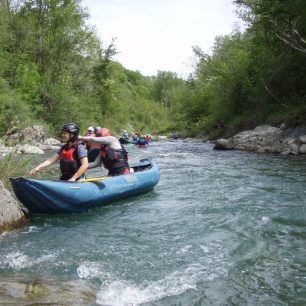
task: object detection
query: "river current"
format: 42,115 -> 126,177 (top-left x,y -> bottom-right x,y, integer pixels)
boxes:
0,141 -> 306,305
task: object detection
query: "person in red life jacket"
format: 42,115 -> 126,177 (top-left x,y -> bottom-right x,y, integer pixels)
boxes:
145,134 -> 151,142
78,127 -> 130,176
135,134 -> 149,148
84,126 -> 101,162
29,123 -> 88,181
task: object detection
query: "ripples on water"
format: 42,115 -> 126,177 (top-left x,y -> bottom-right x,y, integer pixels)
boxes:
1,141 -> 306,305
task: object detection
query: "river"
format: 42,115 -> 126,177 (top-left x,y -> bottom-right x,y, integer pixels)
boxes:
0,141 -> 306,305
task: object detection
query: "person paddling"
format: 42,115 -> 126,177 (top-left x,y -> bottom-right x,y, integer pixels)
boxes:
30,123 -> 88,181
78,127 -> 130,176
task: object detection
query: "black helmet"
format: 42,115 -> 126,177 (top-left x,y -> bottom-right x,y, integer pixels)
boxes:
62,123 -> 79,134
62,123 -> 79,141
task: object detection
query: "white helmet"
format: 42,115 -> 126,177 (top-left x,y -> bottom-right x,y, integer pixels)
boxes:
87,126 -> 94,133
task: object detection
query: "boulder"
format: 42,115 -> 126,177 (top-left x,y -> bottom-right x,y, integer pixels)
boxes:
43,138 -> 61,146
299,144 -> 306,154
16,144 -> 44,155
214,125 -> 306,155
0,125 -> 51,155
213,138 -> 234,150
22,125 -> 45,145
6,125 -> 45,146
299,135 -> 306,144
231,125 -> 282,151
39,138 -> 61,150
0,181 -> 26,232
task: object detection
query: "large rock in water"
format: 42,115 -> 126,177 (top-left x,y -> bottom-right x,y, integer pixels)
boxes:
0,181 -> 26,232
214,124 -> 306,155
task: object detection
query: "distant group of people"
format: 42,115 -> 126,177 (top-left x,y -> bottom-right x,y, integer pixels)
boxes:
135,135 -> 150,147
30,123 -> 130,181
120,130 -> 152,148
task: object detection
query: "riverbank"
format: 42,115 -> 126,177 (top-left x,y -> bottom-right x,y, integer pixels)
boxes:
213,124 -> 306,155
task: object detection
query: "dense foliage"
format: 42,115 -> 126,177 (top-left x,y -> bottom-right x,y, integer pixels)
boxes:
0,0 -> 305,139
177,0 -> 306,138
0,0 -> 170,137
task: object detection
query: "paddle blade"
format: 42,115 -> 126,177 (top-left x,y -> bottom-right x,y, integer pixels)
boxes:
79,176 -> 111,182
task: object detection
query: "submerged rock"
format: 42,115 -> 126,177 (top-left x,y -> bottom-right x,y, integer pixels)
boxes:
0,274 -> 98,305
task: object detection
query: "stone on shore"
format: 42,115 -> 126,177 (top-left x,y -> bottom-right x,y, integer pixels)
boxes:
0,181 -> 26,232
0,125 -> 61,155
214,124 -> 306,155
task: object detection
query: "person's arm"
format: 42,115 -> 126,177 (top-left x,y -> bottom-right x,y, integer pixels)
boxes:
88,154 -> 101,169
79,135 -> 109,144
78,135 -> 121,149
29,153 -> 60,175
68,157 -> 88,181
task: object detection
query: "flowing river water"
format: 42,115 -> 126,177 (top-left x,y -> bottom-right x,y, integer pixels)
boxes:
0,141 -> 306,305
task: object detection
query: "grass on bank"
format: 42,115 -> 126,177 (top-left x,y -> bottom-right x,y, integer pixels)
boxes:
0,153 -> 33,188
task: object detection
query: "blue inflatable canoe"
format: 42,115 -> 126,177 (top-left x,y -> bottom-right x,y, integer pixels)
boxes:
10,158 -> 160,214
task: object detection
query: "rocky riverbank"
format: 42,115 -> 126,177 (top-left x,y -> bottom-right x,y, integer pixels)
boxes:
214,124 -> 306,155
0,125 -> 61,156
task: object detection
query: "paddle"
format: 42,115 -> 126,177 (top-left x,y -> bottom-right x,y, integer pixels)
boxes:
79,176 -> 111,182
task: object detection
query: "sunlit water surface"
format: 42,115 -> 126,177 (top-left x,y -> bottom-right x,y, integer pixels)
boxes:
1,141 -> 306,305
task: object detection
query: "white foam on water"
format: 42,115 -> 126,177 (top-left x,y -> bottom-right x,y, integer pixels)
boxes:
96,263 -> 227,306
36,253 -> 56,263
0,231 -> 9,238
199,245 -> 210,253
25,226 -> 40,233
180,245 -> 192,253
77,261 -> 111,280
4,251 -> 30,270
3,251 -> 57,270
262,216 -> 270,223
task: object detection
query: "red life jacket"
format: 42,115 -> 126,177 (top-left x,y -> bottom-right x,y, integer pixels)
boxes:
59,143 -> 81,178
100,144 -> 129,176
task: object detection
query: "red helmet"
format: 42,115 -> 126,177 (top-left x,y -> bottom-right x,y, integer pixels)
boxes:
96,127 -> 111,137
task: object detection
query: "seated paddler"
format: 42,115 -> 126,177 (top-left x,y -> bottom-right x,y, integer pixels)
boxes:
29,123 -> 88,181
78,127 -> 130,176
